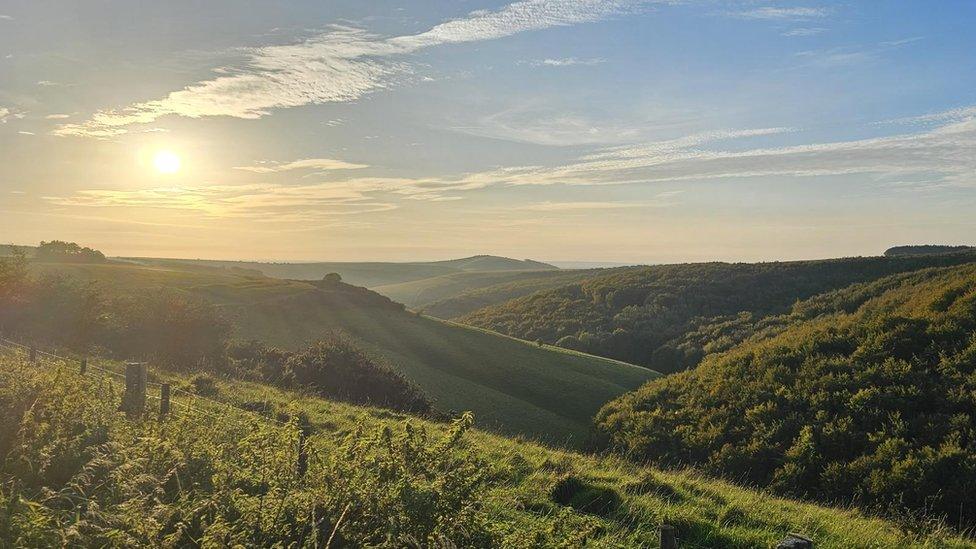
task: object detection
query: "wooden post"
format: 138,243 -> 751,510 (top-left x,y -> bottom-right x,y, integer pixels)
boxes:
80,357 -> 87,375
660,524 -> 677,549
123,362 -> 148,418
296,412 -> 310,477
29,346 -> 37,363
159,383 -> 171,418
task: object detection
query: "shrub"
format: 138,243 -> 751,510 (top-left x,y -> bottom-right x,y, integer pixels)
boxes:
285,333 -> 431,414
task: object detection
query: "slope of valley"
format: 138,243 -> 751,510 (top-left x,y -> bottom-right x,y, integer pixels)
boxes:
459,252 -> 976,372
25,260 -> 655,444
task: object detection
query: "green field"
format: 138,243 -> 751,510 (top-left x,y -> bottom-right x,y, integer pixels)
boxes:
31,260 -> 655,445
1,350 -> 970,547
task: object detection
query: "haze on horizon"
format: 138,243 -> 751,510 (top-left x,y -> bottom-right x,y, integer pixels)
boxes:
1,1 -> 974,264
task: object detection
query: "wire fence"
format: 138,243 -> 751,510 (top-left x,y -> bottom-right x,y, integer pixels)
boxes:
0,336 -> 290,429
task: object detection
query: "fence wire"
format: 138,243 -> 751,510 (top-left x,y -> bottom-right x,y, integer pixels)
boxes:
0,336 -> 289,428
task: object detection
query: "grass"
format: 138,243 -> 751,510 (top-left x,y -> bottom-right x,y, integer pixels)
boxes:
2,349 -> 971,548
30,260 -> 656,446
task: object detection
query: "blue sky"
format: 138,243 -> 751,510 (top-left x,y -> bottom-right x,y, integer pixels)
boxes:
1,1 -> 974,262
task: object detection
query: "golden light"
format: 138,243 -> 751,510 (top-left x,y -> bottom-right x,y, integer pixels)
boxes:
153,150 -> 181,174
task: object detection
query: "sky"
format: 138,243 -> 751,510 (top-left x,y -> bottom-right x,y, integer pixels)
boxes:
1,0 -> 974,263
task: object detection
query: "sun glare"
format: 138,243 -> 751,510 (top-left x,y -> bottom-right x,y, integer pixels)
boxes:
153,150 -> 181,174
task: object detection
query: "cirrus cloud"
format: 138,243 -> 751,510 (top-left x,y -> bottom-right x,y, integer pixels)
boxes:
56,0 -> 654,138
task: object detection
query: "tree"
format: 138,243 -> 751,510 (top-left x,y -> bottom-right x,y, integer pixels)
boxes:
322,272 -> 342,286
35,241 -> 106,263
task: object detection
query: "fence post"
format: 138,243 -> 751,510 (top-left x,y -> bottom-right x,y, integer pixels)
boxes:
296,412 -> 310,478
159,383 -> 171,419
122,362 -> 148,418
80,357 -> 87,375
29,346 -> 37,363
660,524 -> 677,549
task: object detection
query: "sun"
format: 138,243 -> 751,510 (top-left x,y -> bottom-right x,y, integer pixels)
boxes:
153,150 -> 181,174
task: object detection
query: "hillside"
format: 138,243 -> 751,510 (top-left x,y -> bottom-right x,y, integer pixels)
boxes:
1,350 -> 970,547
460,253 -> 976,373
884,245 -> 975,256
596,263 -> 976,530
119,254 -> 557,288
25,260 -> 654,444
374,268 -> 613,316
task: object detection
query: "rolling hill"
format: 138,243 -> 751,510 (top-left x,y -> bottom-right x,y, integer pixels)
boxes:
27,260 -> 654,444
373,268 -> 617,317
596,262 -> 976,530
1,349 -> 970,547
118,254 -> 558,288
459,252 -> 976,373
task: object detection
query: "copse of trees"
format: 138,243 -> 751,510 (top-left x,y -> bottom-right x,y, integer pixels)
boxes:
461,253 -> 976,373
35,240 -> 106,263
596,264 -> 976,530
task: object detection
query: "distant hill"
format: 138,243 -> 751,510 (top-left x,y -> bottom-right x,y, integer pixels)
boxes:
884,244 -> 974,256
459,253 -> 976,373
374,268 -> 615,317
597,262 -> 976,529
29,260 -> 653,444
119,254 -> 557,288
425,254 -> 557,272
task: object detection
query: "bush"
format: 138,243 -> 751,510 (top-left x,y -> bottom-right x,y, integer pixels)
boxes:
285,333 -> 431,414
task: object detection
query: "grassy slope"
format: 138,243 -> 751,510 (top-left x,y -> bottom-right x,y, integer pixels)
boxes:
1,350 -> 969,548
31,261 -> 655,445
373,268 -> 610,314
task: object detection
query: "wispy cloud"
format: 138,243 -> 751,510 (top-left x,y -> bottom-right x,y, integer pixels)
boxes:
734,7 -> 828,20
57,0 -> 652,138
44,113 -> 71,120
44,183 -> 398,221
0,15 -> 12,21
233,158 -> 368,173
795,37 -> 923,68
36,80 -> 62,87
0,107 -> 25,123
783,27 -> 825,37
519,201 -> 642,211
530,57 -> 607,66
